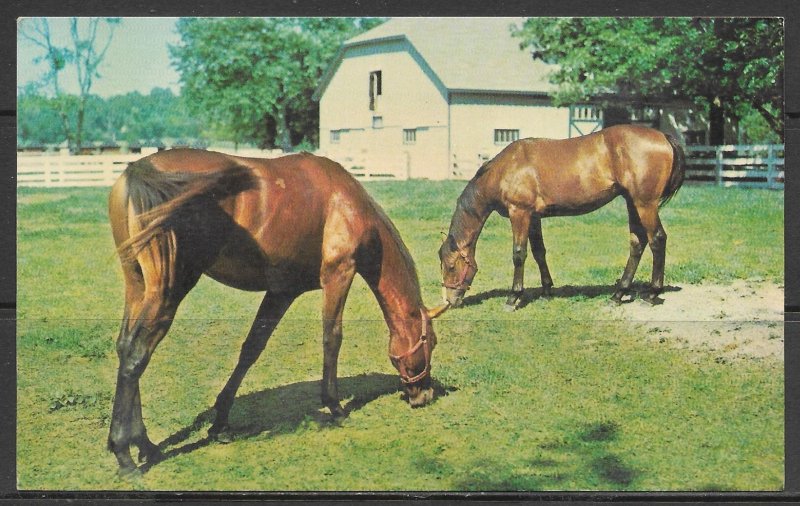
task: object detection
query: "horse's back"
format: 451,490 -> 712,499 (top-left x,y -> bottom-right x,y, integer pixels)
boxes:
115,148 -> 375,293
489,125 -> 675,215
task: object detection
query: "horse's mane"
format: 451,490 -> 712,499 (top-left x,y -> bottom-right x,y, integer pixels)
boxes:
363,192 -> 422,301
447,161 -> 492,244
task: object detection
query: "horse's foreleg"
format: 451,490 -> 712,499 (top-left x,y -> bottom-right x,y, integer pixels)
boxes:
209,292 -> 296,440
320,259 -> 356,417
529,217 -> 553,297
612,199 -> 649,304
506,207 -> 531,310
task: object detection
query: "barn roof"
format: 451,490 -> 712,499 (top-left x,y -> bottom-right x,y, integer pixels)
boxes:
313,17 -> 557,100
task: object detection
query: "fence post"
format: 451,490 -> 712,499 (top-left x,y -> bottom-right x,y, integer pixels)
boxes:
715,146 -> 723,186
766,144 -> 776,190
46,159 -> 57,186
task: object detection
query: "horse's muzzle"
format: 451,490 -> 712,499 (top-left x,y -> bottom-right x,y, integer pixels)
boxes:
444,287 -> 466,308
405,383 -> 434,407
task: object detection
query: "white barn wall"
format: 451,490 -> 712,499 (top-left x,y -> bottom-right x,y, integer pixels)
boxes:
449,93 -> 570,176
319,40 -> 451,179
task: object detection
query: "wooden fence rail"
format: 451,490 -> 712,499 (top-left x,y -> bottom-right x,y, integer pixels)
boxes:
684,144 -> 784,189
17,153 -> 142,188
17,143 -> 785,188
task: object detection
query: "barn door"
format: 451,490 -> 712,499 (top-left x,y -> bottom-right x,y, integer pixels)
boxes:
569,104 -> 603,137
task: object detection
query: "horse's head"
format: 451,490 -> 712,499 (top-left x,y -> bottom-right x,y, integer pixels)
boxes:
438,234 -> 478,308
389,305 -> 448,407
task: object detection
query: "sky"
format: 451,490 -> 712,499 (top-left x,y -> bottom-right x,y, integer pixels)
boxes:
17,17 -> 183,97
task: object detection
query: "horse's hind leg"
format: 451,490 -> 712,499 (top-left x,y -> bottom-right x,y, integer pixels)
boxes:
209,292 -> 297,440
117,296 -> 160,465
505,206 -> 531,310
109,291 -> 185,474
108,250 -> 200,475
641,209 -> 667,304
612,197 -> 649,303
529,216 -> 553,297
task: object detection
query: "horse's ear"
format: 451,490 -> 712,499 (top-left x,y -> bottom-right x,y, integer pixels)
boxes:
427,302 -> 450,319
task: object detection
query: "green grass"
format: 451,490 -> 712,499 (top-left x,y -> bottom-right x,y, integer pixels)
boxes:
16,183 -> 784,491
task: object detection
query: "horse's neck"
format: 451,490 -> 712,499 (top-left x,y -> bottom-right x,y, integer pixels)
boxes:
367,224 -> 423,341
449,180 -> 493,250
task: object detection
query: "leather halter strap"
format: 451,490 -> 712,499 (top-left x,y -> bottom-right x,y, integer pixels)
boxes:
442,250 -> 476,292
389,309 -> 431,384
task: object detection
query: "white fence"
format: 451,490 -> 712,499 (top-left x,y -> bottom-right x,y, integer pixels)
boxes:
685,144 -> 784,189
16,148 -> 284,188
17,153 -> 142,187
17,143 -> 787,189
315,150 -> 406,180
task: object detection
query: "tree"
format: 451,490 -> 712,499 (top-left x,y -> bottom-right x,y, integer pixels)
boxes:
513,18 -> 784,144
19,17 -> 121,152
169,17 -> 383,151
17,86 -> 65,146
18,87 -> 203,147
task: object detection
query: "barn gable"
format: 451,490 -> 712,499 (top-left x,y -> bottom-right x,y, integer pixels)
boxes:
314,17 -> 555,101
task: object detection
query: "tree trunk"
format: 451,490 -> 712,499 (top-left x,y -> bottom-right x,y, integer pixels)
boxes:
276,103 -> 292,153
708,96 -> 725,146
74,98 -> 86,154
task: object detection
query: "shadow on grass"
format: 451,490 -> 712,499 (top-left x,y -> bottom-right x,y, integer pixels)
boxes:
460,283 -> 682,310
141,372 -> 450,473
452,419 -> 640,491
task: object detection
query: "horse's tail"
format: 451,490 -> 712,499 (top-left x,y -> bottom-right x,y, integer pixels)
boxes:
116,158 -> 255,263
659,133 -> 686,208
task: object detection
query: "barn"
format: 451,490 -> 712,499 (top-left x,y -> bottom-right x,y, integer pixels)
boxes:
313,17 -> 688,180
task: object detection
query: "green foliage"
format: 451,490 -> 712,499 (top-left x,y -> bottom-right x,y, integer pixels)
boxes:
48,390 -> 111,412
18,87 -> 203,146
18,18 -> 122,152
513,18 -> 784,141
169,17 -> 384,150
16,88 -> 65,145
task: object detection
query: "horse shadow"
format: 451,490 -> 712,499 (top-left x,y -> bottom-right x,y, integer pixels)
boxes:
461,282 -> 682,310
140,372 -> 449,473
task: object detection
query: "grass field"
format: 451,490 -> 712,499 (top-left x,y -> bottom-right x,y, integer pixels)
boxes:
17,182 -> 784,491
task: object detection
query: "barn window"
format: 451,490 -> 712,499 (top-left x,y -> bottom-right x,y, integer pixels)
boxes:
372,116 -> 383,129
403,129 -> 417,144
494,129 -> 519,145
369,70 -> 382,111
330,130 -> 341,143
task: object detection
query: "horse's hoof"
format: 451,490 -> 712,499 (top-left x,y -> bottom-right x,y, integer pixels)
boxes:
212,431 -> 235,444
610,290 -> 633,305
329,403 -> 347,419
208,424 -> 234,444
137,445 -> 163,465
503,302 -> 518,312
641,294 -> 663,306
117,465 -> 142,480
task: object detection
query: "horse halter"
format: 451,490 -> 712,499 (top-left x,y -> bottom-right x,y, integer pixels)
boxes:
442,250 -> 477,292
389,309 -> 432,385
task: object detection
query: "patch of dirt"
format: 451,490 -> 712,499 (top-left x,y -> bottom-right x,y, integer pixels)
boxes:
605,279 -> 784,361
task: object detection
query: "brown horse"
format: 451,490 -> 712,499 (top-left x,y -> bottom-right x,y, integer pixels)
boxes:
438,125 -> 685,309
107,149 -> 449,475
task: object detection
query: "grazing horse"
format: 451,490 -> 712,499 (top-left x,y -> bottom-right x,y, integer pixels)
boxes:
107,149 -> 449,475
438,125 -> 685,310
